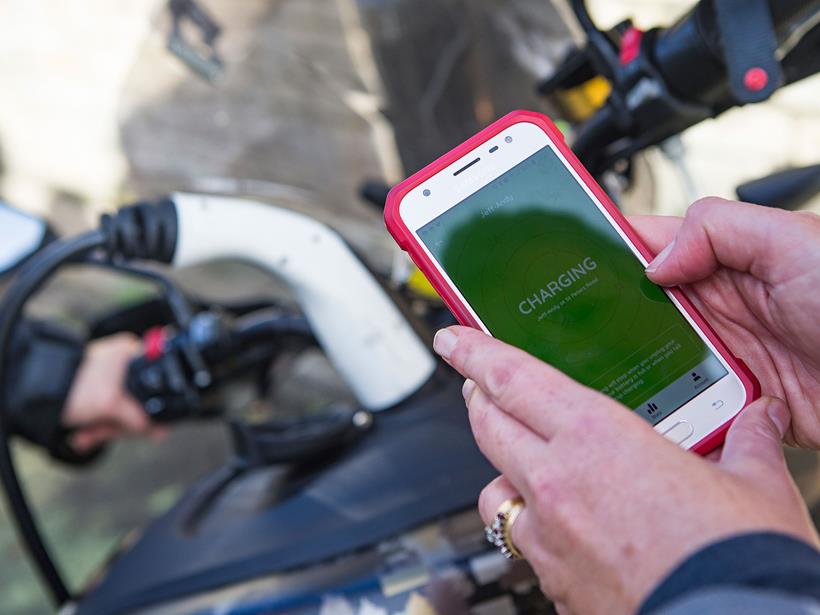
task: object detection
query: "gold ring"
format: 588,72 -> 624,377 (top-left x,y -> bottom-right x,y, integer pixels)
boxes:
484,496 -> 525,560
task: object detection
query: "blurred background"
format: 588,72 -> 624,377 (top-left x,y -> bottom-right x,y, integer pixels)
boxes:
0,0 -> 818,613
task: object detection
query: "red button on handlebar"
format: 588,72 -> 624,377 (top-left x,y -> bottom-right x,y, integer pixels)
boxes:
743,67 -> 769,92
144,327 -> 166,361
620,27 -> 643,65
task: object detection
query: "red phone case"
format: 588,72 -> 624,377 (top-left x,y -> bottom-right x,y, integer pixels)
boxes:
385,110 -> 759,455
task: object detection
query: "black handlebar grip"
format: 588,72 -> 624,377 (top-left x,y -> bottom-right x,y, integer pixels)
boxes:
737,164 -> 820,210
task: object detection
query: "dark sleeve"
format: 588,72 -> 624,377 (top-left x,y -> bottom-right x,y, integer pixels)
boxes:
3,320 -> 103,464
651,587 -> 820,615
639,532 -> 820,615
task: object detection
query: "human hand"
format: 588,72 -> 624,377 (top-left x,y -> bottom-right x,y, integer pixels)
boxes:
63,333 -> 166,453
433,326 -> 818,614
632,198 -> 820,447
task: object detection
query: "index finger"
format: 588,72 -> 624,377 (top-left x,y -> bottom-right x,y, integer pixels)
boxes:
434,326 -> 610,440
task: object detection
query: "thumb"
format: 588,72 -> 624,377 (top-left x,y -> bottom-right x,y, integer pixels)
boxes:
720,397 -> 790,479
645,197 -> 796,286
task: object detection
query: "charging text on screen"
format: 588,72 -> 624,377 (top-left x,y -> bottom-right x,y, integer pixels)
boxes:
417,146 -> 727,425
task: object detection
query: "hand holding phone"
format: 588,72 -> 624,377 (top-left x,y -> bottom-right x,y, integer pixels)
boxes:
437,323 -> 814,615
386,111 -> 758,453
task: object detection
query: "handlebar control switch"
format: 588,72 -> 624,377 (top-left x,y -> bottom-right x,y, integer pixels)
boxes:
126,312 -> 231,422
713,0 -> 783,102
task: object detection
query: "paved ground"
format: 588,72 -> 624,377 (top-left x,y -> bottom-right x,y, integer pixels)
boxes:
0,1 -> 818,613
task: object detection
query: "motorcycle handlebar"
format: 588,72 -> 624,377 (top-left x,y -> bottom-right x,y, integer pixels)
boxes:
570,0 -> 820,172
652,0 -> 820,109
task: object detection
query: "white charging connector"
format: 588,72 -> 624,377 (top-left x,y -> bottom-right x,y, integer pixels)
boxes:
171,193 -> 436,411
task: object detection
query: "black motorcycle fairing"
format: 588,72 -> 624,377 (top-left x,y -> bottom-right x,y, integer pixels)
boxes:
75,370 -> 496,614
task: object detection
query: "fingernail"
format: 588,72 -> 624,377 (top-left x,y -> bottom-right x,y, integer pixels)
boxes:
433,328 -> 458,359
462,379 -> 476,402
767,399 -> 790,438
646,240 -> 675,274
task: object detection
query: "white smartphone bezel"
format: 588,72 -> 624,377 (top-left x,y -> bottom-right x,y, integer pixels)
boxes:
399,121 -> 747,449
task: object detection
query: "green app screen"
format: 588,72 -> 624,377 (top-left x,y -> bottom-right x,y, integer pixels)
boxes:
418,145 -> 726,425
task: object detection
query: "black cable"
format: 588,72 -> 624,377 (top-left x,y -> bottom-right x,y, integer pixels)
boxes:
87,258 -> 195,327
234,310 -> 314,343
0,230 -> 106,605
0,198 -> 178,606
570,0 -> 597,36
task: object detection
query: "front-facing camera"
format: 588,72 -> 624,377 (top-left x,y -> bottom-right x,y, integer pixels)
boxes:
423,189 -> 431,197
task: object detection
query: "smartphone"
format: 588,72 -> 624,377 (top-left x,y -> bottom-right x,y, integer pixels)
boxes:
385,111 -> 758,454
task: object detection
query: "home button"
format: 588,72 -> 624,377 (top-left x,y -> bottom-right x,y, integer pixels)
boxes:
663,420 -> 694,445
